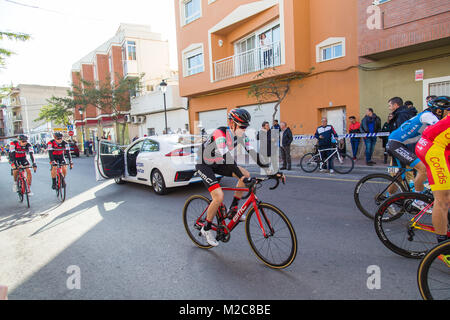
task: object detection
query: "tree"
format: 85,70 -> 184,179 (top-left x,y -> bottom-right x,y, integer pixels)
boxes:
35,100 -> 73,126
0,31 -> 31,67
248,68 -> 314,121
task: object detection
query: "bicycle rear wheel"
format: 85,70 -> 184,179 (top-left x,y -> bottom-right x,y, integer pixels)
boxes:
331,153 -> 354,174
374,192 -> 435,259
417,240 -> 450,300
300,153 -> 319,173
354,173 -> 407,220
245,202 -> 297,269
182,195 -> 213,249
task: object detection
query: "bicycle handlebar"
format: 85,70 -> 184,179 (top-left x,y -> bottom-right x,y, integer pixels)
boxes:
241,172 -> 285,199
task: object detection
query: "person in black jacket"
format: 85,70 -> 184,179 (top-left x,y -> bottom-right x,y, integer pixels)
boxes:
404,100 -> 418,117
360,108 -> 381,165
380,113 -> 394,164
280,121 -> 293,170
388,97 -> 411,131
314,118 -> 339,173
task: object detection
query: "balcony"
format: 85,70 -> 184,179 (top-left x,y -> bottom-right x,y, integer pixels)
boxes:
213,41 -> 281,82
13,114 -> 23,122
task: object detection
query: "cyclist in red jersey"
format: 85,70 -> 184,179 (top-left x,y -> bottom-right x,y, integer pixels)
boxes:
47,132 -> 73,190
415,96 -> 450,243
9,135 -> 37,195
196,108 -> 283,246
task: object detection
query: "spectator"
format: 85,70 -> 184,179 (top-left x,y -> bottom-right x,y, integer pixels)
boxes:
280,121 -> 293,170
84,140 -> 90,157
381,113 -> 394,164
88,140 -> 93,155
132,135 -> 139,142
256,121 -> 272,159
314,117 -> 339,173
404,100 -> 418,117
271,119 -> 280,131
348,116 -> 361,160
360,108 -> 381,166
388,97 -> 411,131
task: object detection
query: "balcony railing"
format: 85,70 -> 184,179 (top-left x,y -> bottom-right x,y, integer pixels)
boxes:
213,41 -> 281,82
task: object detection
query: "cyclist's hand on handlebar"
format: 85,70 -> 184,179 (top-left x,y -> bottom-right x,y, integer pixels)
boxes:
272,172 -> 286,184
69,162 -> 73,170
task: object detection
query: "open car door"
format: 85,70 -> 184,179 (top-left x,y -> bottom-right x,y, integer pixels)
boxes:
95,139 -> 125,181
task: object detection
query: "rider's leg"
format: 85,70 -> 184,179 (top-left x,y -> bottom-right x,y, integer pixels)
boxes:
205,187 -> 224,230
432,190 -> 450,243
62,165 -> 67,177
412,160 -> 427,192
25,168 -> 32,187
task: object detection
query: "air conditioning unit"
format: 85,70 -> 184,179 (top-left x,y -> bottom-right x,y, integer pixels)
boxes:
131,116 -> 137,124
137,116 -> 146,124
124,115 -> 131,123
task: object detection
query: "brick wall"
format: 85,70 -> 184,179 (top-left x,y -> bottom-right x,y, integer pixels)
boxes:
358,0 -> 450,57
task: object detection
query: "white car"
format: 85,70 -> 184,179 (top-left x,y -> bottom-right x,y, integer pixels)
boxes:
95,135 -> 219,195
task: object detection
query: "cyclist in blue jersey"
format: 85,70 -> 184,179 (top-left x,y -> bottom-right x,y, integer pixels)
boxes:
386,103 -> 443,201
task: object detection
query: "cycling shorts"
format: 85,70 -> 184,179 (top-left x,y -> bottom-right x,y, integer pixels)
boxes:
13,158 -> 30,167
195,163 -> 244,192
386,140 -> 421,168
52,155 -> 67,165
415,137 -> 450,191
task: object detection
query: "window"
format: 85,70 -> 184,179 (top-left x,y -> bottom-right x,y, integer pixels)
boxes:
182,44 -> 204,77
316,37 -> 346,63
321,43 -> 343,61
127,41 -> 136,61
182,0 -> 201,25
141,139 -> 159,152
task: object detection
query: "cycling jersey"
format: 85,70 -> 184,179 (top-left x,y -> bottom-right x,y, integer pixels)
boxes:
415,115 -> 450,191
9,140 -> 34,165
47,139 -> 72,163
388,110 -> 439,145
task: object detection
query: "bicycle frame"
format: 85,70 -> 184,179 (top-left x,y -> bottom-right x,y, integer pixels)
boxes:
13,166 -> 31,194
195,187 -> 271,238
409,201 -> 450,237
316,147 -> 339,164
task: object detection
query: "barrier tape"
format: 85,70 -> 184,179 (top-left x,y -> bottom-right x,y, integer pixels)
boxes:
292,132 -> 390,140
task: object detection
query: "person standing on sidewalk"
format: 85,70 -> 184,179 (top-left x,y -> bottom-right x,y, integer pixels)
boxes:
314,117 -> 339,173
256,121 -> 272,165
360,108 -> 381,166
348,116 -> 361,160
280,121 -> 293,170
381,113 -> 394,164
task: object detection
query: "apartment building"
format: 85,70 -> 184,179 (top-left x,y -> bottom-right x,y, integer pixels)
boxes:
358,0 -> 450,122
71,23 -> 173,145
175,0 -> 360,138
1,84 -> 69,143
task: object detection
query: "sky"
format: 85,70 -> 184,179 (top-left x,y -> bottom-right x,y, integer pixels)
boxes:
0,0 -> 178,88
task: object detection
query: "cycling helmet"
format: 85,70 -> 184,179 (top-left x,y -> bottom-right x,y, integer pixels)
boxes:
53,132 -> 63,139
228,108 -> 251,127
427,96 -> 450,110
18,134 -> 28,141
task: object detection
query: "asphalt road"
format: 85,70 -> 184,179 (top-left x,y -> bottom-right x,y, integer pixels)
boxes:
0,155 -> 424,300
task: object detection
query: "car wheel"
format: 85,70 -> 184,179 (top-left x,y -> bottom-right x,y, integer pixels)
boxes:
151,169 -> 167,195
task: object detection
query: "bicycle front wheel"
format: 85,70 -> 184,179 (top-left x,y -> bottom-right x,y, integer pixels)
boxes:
331,153 -> 354,174
182,195 -> 213,249
300,153 -> 319,173
245,203 -> 297,269
56,173 -> 66,202
374,192 -> 436,259
354,173 -> 407,220
17,179 -> 23,203
417,240 -> 450,300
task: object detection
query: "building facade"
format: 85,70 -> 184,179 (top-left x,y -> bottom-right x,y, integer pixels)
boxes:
358,0 -> 450,122
175,0 -> 360,141
1,84 -> 69,143
71,23 -> 173,146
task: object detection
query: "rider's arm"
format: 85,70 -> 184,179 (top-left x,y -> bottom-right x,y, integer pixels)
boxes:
420,112 -> 439,126
64,141 -> 72,163
47,141 -> 55,162
27,143 -> 35,165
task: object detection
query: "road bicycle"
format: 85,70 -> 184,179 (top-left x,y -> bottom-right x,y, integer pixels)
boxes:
53,162 -> 70,202
300,144 -> 354,174
374,192 -> 449,259
182,174 -> 297,269
354,158 -> 418,220
417,239 -> 450,300
12,165 -> 33,208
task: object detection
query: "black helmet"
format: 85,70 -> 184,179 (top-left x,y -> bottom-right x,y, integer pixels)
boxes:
228,108 -> 251,127
427,96 -> 450,110
54,132 -> 63,139
18,134 -> 28,141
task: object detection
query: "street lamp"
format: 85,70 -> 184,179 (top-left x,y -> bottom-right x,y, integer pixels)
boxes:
159,79 -> 168,135
79,108 -> 86,155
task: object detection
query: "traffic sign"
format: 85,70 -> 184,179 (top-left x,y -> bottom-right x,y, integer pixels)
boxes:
68,131 -> 74,136
67,124 -> 74,131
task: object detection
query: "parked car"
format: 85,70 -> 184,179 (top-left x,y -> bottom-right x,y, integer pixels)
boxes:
95,135 -> 220,195
69,142 -> 80,157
